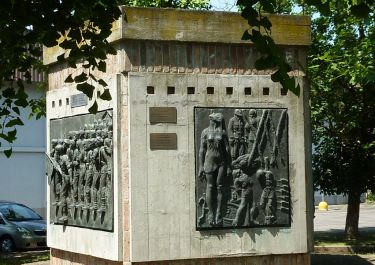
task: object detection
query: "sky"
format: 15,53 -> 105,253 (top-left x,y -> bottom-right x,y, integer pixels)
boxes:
209,1 -> 306,15
210,0 -> 238,11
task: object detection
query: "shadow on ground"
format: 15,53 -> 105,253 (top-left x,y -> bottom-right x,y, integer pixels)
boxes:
312,254 -> 373,265
0,250 -> 49,265
315,230 -> 375,247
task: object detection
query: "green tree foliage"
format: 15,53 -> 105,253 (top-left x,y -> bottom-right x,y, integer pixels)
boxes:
0,0 -> 122,156
309,0 -> 375,239
0,0 -> 210,156
238,0 -> 374,240
238,0 -> 374,96
239,0 -> 302,96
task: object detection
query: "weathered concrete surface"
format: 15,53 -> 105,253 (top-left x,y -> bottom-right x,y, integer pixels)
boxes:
46,41 -> 308,91
44,7 -> 311,65
46,75 -> 123,261
121,7 -> 311,45
128,72 -> 313,262
50,251 -> 309,265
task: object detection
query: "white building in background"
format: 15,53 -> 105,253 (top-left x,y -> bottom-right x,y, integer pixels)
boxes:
0,81 -> 46,218
314,191 -> 366,206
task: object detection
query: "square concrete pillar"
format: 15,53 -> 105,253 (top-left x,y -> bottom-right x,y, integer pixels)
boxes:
45,7 -> 313,265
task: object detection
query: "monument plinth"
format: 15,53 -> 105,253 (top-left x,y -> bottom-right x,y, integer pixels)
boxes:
45,7 -> 313,265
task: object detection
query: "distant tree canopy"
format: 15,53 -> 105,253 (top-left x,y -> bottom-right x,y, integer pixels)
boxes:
250,0 -> 374,240
308,0 -> 375,239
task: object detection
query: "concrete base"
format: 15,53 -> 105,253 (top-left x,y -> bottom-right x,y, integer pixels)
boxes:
51,249 -> 121,265
50,249 -> 310,265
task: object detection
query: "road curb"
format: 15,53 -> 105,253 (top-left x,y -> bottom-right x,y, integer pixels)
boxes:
315,245 -> 375,254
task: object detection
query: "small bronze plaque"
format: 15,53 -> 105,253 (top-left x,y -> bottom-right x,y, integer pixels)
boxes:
150,133 -> 177,150
71,93 -> 88,108
149,107 -> 177,124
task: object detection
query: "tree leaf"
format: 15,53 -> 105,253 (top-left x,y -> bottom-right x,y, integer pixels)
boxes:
4,148 -> 12,158
99,89 -> 112,101
12,107 -> 20,115
98,61 -> 106,72
2,88 -> 16,98
271,69 -> 283,82
5,117 -> 24,127
241,30 -> 251,41
67,60 -> 77,69
77,82 -> 95,98
3,129 -> 18,143
15,98 -> 28,108
0,108 -> 10,116
260,17 -> 272,30
42,31 -> 60,47
286,81 -> 300,96
318,2 -> 330,16
237,0 -> 257,6
65,74 -> 74,83
16,79 -> 25,90
350,3 -> 371,18
107,45 -> 117,55
88,100 -> 98,114
74,72 -> 88,83
260,0 -> 274,13
89,73 -> 98,82
57,53 -> 65,62
98,79 -> 108,87
255,56 -> 276,70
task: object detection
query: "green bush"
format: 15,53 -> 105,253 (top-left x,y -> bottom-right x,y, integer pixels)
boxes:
368,192 -> 375,202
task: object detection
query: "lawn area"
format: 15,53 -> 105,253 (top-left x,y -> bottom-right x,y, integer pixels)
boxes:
0,250 -> 49,265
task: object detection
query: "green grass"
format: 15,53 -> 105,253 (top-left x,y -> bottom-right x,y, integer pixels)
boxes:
0,251 -> 49,265
315,231 -> 375,247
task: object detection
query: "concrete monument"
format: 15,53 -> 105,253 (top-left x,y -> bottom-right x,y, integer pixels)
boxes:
44,7 -> 313,265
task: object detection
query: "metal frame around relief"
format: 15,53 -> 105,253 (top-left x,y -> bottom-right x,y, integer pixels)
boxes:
46,110 -> 114,231
194,107 -> 291,230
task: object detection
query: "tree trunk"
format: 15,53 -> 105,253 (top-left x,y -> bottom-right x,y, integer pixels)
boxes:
345,190 -> 361,240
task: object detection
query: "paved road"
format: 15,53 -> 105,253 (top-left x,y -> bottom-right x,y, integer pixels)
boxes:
314,203 -> 375,232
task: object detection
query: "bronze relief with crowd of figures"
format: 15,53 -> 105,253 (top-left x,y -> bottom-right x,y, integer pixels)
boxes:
195,107 -> 290,229
46,110 -> 113,231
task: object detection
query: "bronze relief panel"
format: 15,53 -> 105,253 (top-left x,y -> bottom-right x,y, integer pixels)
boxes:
195,107 -> 290,229
47,110 -> 113,231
